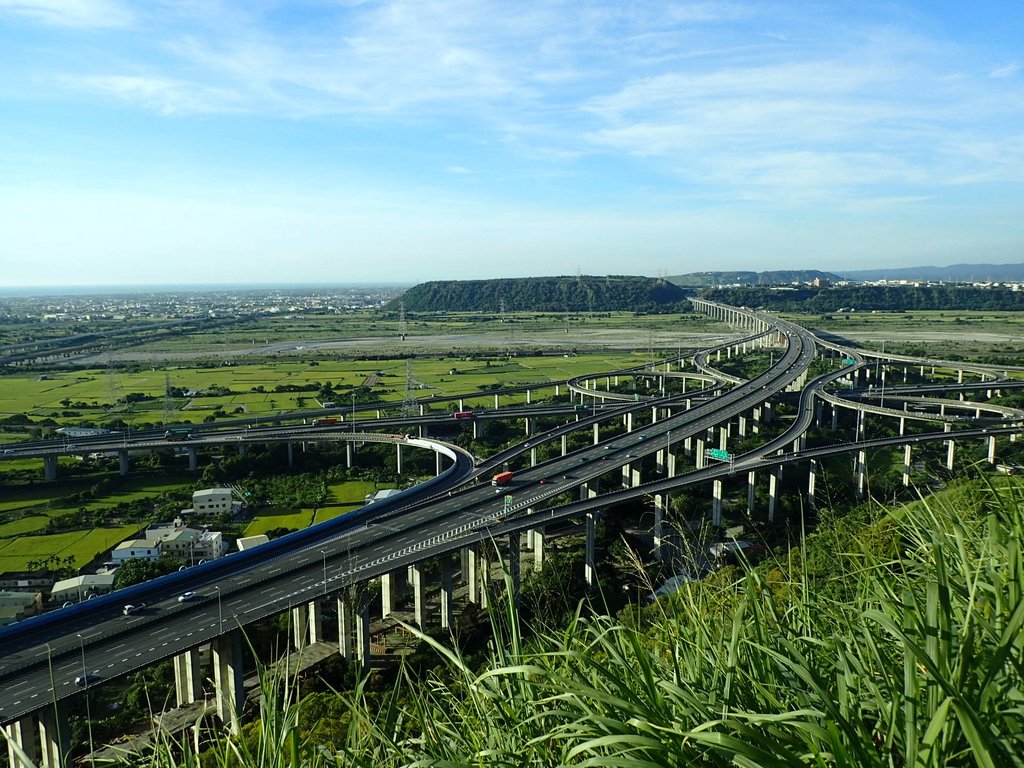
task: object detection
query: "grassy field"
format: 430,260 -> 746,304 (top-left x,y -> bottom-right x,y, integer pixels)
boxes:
242,481 -> 390,535
0,352 -> 646,429
0,523 -> 140,572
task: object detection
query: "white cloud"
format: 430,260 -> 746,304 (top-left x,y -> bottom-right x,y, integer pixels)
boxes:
0,0 -> 131,28
989,62 -> 1020,79
70,74 -> 242,116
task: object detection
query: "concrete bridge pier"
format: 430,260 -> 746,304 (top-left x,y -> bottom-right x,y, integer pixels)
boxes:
747,471 -> 756,516
856,410 -> 865,440
286,442 -> 294,467
561,434 -> 568,456
436,451 -> 444,475
712,480 -> 723,526
118,449 -> 130,475
807,460 -> 817,508
899,417 -> 906,437
585,511 -> 598,588
43,455 -> 57,482
768,469 -> 779,522
987,435 -> 997,464
35,705 -> 68,768
526,527 -> 545,572
526,388 -> 532,404
472,421 -> 479,440
396,444 -> 403,475
465,547 -> 479,605
695,439 -> 706,469
508,532 -> 521,602
213,630 -> 245,735
903,444 -> 912,487
592,423 -> 600,445
410,563 -> 425,627
738,415 -> 748,437
855,450 -> 866,499
355,585 -> 371,670
831,407 -> 838,432
337,591 -> 353,660
945,424 -> 955,471
381,571 -> 401,617
440,563 -> 455,629
4,715 -> 39,768
187,447 -> 198,471
173,648 -> 202,707
494,393 -> 500,409
524,417 -> 534,436
719,426 -> 728,451
653,495 -> 666,561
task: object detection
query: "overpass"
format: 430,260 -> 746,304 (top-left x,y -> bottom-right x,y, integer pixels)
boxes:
1,300 -> 1021,766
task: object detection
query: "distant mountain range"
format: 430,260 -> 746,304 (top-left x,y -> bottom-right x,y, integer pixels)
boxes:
835,263 -> 1024,282
667,270 -> 839,287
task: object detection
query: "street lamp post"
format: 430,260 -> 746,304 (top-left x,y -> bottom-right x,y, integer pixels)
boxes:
320,549 -> 328,595
351,394 -> 356,433
214,585 -> 223,634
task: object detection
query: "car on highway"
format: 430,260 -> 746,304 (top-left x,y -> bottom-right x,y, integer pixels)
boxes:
177,591 -> 198,602
122,604 -> 142,616
708,539 -> 766,560
75,674 -> 100,687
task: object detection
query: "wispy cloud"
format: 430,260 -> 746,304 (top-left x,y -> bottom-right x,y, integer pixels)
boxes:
70,74 -> 243,116
0,0 -> 131,28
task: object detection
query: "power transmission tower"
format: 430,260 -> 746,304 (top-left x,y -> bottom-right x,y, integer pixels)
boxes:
398,300 -> 407,341
106,352 -> 125,415
402,359 -> 417,417
162,372 -> 176,425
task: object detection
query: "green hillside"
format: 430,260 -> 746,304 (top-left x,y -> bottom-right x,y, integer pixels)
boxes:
390,275 -> 687,312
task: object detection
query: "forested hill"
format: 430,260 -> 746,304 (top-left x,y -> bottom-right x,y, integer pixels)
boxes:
669,270 -> 839,287
392,276 -> 688,312
699,284 -> 1024,311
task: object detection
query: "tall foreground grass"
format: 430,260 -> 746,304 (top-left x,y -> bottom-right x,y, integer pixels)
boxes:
123,478 -> 1024,766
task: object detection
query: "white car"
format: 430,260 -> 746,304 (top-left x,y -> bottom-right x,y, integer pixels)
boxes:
177,591 -> 198,603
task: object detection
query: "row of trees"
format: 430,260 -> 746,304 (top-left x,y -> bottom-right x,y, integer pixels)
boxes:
700,284 -> 1024,311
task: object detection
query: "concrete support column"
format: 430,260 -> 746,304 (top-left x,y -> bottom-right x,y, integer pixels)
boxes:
440,563 -> 454,629
738,416 -> 747,437
292,604 -> 309,648
712,479 -> 723,526
747,471 -> 756,516
337,591 -> 352,660
478,548 -> 491,610
807,460 -> 817,508
719,426 -> 728,451
530,447 -> 537,467
118,449 -> 130,475
621,463 -> 631,489
626,412 -> 634,433
436,451 -> 444,475
494,393 -> 500,409
561,434 -> 568,456
831,408 -> 838,432
36,705 -> 68,768
213,630 -> 245,735
524,417 -> 533,436
856,410 -> 865,439
43,455 -> 57,482
346,442 -> 353,469
696,438 -> 706,469
466,547 -> 479,604
5,716 -> 38,768
987,435 -> 996,464
410,562 -> 425,627
395,444 -> 403,475
472,421 -> 479,440
308,600 -> 324,644
174,648 -> 202,707
585,511 -> 598,588
593,423 -> 600,445
532,527 -> 545,572
508,532 -> 521,602
381,572 -> 396,617
355,585 -> 371,670
899,417 -> 906,436
526,388 -> 532,404
286,442 -> 294,467
653,495 -> 665,562
684,436 -> 692,458
855,449 -> 866,500
946,425 -> 955,471
187,447 -> 198,471
768,469 -> 779,522
903,444 -> 912,488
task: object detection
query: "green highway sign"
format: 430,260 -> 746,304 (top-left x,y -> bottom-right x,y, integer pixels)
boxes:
706,448 -> 732,461
842,357 -> 855,366
503,495 -> 513,508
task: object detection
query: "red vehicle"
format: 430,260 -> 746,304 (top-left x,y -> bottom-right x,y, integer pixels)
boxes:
453,410 -> 475,420
313,417 -> 339,426
491,471 -> 514,487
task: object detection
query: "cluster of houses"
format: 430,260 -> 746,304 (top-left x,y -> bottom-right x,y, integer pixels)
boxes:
0,488 -> 253,625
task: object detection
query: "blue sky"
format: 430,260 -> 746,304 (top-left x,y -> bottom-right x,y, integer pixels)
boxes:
1,0 -> 1022,286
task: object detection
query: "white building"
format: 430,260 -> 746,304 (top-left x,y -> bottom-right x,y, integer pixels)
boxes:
51,573 -> 116,603
111,539 -> 160,565
192,488 -> 234,516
